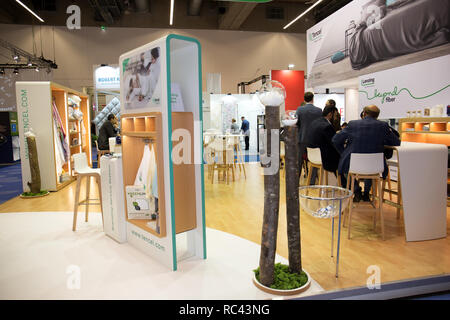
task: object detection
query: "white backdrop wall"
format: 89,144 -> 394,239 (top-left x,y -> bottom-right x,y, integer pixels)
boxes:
0,24 -> 307,96
209,94 -> 264,152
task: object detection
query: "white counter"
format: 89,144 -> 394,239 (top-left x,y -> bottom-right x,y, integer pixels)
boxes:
395,141 -> 447,241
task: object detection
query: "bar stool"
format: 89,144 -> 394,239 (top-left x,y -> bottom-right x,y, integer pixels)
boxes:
228,135 -> 246,179
306,147 -> 340,186
72,152 -> 103,231
383,148 -> 403,219
345,153 -> 385,240
210,138 -> 235,184
95,141 -> 109,168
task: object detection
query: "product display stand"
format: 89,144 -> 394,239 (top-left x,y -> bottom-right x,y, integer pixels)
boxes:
119,34 -> 206,271
15,81 -> 92,192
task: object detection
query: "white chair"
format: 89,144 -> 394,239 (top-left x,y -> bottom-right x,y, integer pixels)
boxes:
306,147 -> 340,186
306,147 -> 324,185
72,152 -> 103,231
345,153 -> 385,240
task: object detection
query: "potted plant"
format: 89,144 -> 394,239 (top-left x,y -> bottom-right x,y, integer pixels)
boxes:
253,81 -> 310,295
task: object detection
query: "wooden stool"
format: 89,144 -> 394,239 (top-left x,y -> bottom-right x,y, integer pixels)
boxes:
345,153 -> 385,240
72,153 -> 103,231
95,141 -> 109,168
382,149 -> 403,219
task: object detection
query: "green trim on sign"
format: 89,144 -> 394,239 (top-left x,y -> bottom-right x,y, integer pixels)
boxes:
359,84 -> 450,104
166,35 -> 177,271
166,34 -> 208,270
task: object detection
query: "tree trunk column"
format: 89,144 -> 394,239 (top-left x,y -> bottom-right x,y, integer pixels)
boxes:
259,105 -> 280,286
283,126 -> 302,273
26,135 -> 41,194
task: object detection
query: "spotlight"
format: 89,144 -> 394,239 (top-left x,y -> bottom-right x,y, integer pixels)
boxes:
288,64 -> 295,70
27,59 -> 33,66
13,68 -> 19,75
13,52 -> 19,61
0,68 -> 4,75
35,66 -> 39,72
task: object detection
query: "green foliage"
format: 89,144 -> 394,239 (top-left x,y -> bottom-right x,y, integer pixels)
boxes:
253,263 -> 308,290
21,190 -> 48,197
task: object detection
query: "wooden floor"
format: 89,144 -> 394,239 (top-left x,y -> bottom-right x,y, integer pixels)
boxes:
1,163 -> 449,292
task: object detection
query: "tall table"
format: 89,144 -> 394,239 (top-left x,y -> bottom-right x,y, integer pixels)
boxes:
386,141 -> 447,241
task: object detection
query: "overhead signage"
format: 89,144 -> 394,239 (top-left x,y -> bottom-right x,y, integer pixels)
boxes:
95,65 -> 120,90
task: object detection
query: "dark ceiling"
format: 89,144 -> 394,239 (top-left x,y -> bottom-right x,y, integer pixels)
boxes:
0,0 -> 352,33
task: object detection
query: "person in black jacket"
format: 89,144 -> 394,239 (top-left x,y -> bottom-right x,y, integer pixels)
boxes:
97,114 -> 118,150
306,104 -> 341,184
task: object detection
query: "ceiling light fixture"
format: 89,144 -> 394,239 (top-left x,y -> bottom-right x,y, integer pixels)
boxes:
13,52 -> 19,61
35,66 -> 39,72
13,68 -> 19,75
0,68 -> 5,75
283,0 -> 323,30
170,0 -> 174,26
288,64 -> 295,70
27,59 -> 33,66
16,0 -> 45,23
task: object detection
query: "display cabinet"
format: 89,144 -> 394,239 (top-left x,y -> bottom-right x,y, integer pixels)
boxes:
399,117 -> 450,146
16,81 -> 92,192
119,34 -> 206,271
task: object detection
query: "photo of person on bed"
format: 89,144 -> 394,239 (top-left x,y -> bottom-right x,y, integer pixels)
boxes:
308,0 -> 449,87
348,0 -> 449,70
124,47 -> 161,110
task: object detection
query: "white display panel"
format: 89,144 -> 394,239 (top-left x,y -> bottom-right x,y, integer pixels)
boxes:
16,82 -> 57,192
358,54 -> 450,118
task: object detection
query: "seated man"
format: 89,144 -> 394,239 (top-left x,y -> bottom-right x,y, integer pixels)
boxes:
306,104 -> 341,182
97,114 -> 118,151
332,105 -> 400,202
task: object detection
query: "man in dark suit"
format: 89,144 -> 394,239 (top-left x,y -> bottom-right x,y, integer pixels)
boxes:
306,104 -> 341,182
296,92 -> 322,179
97,114 -> 118,150
332,105 -> 400,201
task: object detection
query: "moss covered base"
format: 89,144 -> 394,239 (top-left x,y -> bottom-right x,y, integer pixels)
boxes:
20,190 -> 50,198
253,263 -> 311,296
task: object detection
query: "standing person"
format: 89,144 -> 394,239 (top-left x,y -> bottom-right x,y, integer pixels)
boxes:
230,118 -> 239,134
332,105 -> 400,202
296,92 -> 322,180
241,116 -> 250,150
97,114 -> 118,151
306,104 -> 341,182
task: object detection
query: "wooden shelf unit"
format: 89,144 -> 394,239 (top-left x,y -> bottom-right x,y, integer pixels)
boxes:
16,81 -> 92,192
399,117 -> 450,146
121,112 -> 197,238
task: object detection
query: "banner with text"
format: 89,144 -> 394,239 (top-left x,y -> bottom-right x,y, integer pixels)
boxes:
358,54 -> 450,118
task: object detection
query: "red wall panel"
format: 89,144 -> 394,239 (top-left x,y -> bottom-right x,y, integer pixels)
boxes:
270,70 -> 305,111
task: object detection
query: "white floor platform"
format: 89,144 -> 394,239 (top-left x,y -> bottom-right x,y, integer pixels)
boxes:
0,211 -> 324,300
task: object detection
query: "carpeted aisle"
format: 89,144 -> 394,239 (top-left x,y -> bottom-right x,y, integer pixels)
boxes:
0,162 -> 22,204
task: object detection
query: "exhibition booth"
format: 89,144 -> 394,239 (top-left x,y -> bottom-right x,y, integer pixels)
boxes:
0,0 -> 449,301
